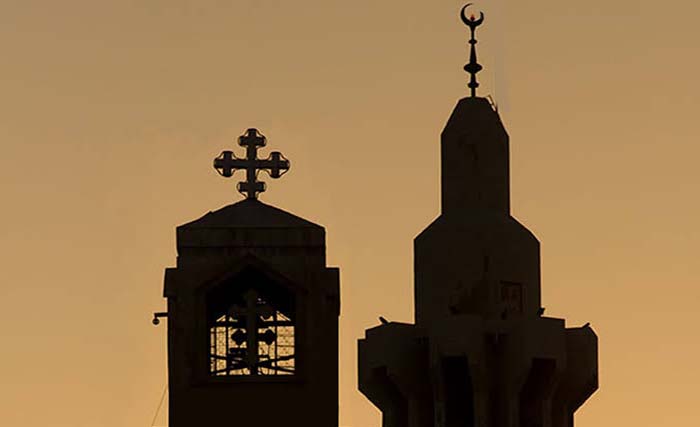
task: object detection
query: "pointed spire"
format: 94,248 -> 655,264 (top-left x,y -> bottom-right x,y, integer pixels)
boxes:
460,3 -> 485,97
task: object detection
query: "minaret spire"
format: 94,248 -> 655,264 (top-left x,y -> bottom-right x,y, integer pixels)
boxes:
460,3 -> 485,97
359,7 -> 598,427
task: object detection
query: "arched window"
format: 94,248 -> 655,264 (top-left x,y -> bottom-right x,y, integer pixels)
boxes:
207,268 -> 295,376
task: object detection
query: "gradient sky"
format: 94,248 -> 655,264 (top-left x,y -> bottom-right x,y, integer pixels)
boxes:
1,1 -> 698,426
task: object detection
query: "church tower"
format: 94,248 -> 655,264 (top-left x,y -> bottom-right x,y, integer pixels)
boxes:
159,129 -> 340,427
358,6 -> 598,427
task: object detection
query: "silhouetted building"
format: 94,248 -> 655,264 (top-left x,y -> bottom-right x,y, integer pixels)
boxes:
358,6 -> 598,427
160,129 -> 340,427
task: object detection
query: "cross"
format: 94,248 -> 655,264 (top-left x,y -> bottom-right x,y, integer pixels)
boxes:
228,289 -> 274,375
213,128 -> 290,199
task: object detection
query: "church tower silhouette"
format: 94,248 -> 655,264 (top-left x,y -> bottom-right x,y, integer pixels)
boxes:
358,5 -> 598,427
159,128 -> 340,427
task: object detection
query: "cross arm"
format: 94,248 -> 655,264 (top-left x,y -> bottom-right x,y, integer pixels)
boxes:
253,152 -> 290,178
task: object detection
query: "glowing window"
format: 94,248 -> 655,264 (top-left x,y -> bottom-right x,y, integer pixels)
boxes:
209,284 -> 295,376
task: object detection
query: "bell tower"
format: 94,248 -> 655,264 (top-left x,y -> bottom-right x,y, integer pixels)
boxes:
160,129 -> 340,427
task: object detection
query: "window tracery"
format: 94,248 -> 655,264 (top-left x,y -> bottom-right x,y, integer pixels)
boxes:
208,279 -> 295,376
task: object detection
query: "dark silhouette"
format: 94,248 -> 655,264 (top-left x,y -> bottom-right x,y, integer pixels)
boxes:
151,311 -> 167,325
357,6 -> 598,427
461,3 -> 485,98
213,128 -> 290,199
154,5 -> 598,427
159,129 -> 339,427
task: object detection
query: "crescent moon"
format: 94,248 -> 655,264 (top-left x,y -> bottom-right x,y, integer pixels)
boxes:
460,4 -> 485,26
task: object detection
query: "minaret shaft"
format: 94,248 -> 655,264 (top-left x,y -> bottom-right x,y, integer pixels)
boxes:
419,97 -> 539,327
361,96 -> 598,427
441,98 -> 510,216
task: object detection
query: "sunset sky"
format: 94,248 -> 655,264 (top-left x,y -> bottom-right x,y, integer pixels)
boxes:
1,1 -> 699,426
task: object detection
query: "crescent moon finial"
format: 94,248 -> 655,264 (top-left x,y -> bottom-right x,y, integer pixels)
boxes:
460,3 -> 485,97
460,3 -> 473,25
460,3 -> 485,28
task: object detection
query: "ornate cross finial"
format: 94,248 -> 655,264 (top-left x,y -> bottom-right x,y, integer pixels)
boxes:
213,128 -> 290,200
460,3 -> 485,97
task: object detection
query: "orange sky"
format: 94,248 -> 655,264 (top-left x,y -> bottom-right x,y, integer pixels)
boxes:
1,1 -> 698,426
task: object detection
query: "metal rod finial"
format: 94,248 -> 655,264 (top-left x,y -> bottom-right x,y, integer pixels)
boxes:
460,3 -> 485,97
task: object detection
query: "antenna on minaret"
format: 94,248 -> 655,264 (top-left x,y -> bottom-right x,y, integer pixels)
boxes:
460,3 -> 485,97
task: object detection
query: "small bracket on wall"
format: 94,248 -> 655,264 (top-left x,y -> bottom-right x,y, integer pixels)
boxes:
152,311 -> 168,326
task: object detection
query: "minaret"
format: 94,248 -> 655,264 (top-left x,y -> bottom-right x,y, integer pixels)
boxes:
358,5 -> 598,427
158,129 -> 340,427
